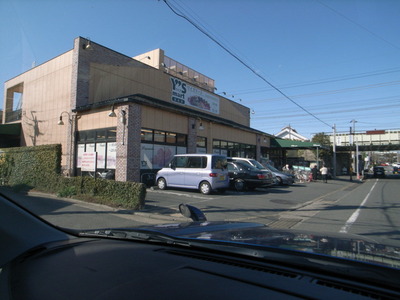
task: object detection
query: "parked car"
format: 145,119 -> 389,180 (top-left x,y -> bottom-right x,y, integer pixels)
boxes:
227,161 -> 272,191
393,167 -> 399,174
156,154 -> 229,194
373,166 -> 386,178
262,163 -> 295,185
230,157 -> 277,185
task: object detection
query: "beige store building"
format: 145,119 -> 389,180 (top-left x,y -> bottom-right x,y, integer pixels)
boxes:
2,37 -> 272,184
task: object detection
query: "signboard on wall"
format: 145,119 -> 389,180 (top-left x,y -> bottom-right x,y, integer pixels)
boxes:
170,77 -> 219,114
81,152 -> 97,172
366,130 -> 386,135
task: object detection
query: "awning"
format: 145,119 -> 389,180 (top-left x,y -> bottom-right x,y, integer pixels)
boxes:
271,138 -> 322,149
0,123 -> 21,135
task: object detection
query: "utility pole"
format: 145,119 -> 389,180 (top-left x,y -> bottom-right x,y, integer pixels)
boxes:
332,124 -> 336,178
350,119 -> 359,180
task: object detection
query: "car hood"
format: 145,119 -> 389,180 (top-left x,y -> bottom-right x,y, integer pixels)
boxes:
138,221 -> 400,267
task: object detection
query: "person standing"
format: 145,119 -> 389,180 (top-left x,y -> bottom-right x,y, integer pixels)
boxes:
320,165 -> 328,183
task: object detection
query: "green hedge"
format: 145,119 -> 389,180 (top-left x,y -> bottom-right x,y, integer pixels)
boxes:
0,144 -> 61,189
0,144 -> 146,210
57,176 -> 145,210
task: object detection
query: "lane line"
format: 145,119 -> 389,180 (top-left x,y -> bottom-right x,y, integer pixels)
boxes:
339,179 -> 378,233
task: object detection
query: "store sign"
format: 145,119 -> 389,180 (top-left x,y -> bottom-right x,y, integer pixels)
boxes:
366,130 -> 385,135
170,77 -> 219,114
81,152 -> 97,172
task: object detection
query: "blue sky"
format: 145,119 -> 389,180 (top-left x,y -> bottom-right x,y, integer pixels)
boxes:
1,0 -> 399,139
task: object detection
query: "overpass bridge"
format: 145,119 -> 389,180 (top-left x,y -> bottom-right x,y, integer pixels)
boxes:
330,129 -> 400,152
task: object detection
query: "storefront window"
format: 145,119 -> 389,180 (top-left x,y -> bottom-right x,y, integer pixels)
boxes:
196,136 -> 207,153
212,139 -> 255,158
85,131 -> 95,142
166,132 -> 177,144
154,131 -> 165,143
213,140 -> 220,149
177,134 -> 187,146
76,127 -> 117,178
141,129 -> 153,142
140,129 -> 187,170
96,130 -> 106,140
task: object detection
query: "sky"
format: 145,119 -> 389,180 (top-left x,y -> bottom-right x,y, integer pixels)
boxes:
1,0 -> 399,139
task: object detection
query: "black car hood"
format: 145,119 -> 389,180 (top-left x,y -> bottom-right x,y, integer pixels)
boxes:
137,221 -> 400,268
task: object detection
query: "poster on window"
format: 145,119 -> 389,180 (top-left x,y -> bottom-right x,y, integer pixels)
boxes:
170,77 -> 219,114
107,142 -> 116,169
153,145 -> 176,169
97,143 -> 106,169
77,144 -> 85,168
140,144 -> 154,169
86,143 -> 95,152
81,152 -> 97,172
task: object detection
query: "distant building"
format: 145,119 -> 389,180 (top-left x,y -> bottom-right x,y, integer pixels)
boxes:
275,126 -> 309,141
329,130 -> 400,147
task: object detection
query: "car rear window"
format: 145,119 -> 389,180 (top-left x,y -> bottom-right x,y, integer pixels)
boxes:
212,156 -> 227,169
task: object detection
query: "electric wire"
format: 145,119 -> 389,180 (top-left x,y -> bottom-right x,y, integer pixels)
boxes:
251,81 -> 400,103
317,0 -> 400,52
162,0 -> 332,128
230,67 -> 400,96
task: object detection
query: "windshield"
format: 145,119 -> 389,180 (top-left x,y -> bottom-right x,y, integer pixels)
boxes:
248,159 -> 266,170
1,0 -> 400,274
264,164 -> 280,173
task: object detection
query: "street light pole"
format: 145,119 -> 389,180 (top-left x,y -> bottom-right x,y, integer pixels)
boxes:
58,111 -> 76,177
351,119 -> 359,180
332,124 -> 337,178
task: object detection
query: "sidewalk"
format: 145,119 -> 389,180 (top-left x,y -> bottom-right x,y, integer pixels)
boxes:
0,187 -> 188,224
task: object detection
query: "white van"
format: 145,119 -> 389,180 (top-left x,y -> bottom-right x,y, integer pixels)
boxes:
156,154 -> 229,194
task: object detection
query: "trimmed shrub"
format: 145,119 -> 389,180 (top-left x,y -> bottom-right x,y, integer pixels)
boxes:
57,176 -> 145,210
0,144 -> 146,210
0,144 -> 61,190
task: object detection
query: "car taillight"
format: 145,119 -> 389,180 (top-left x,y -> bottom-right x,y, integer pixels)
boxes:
257,174 -> 266,179
209,173 -> 218,177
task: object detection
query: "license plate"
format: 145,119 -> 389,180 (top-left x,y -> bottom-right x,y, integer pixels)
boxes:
219,175 -> 226,180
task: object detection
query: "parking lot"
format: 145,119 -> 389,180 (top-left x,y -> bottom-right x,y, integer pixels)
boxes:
143,176 -> 362,225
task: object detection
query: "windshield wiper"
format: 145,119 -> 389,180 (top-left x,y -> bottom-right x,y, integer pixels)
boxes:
78,229 -> 191,246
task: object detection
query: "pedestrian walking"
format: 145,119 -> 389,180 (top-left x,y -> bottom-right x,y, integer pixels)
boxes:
320,165 -> 328,183
311,165 -> 318,181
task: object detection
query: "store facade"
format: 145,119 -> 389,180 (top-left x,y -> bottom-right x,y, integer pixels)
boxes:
2,37 -> 272,183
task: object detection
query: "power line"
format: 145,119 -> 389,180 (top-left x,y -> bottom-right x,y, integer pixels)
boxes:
317,0 -> 400,52
162,0 -> 332,128
229,67 -> 400,96
251,81 -> 400,103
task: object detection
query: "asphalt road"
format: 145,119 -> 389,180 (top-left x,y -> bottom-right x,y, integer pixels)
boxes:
2,175 -> 400,246
294,177 -> 400,246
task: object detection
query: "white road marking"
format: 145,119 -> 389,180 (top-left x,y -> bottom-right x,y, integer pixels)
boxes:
339,179 -> 378,233
148,189 -> 214,200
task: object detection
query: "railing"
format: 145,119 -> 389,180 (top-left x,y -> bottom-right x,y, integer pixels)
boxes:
5,109 -> 22,122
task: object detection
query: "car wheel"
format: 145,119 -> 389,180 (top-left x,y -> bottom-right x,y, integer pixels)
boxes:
234,179 -> 246,191
199,181 -> 212,195
157,178 -> 167,190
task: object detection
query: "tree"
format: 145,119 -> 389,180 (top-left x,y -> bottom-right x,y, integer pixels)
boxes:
312,133 -> 332,166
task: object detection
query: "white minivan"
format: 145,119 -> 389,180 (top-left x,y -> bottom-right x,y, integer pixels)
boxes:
156,154 -> 229,194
